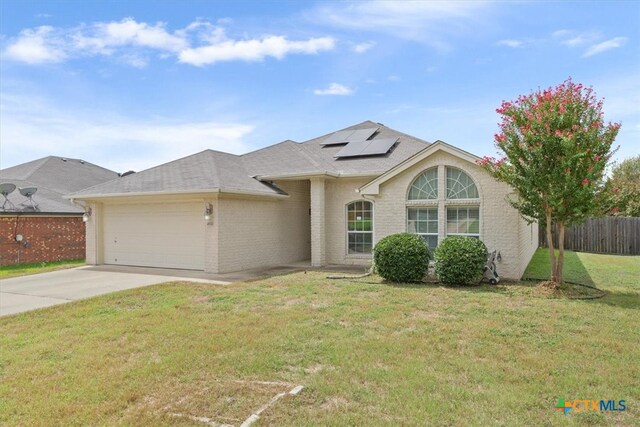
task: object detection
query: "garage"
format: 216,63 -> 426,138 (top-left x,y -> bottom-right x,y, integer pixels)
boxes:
103,202 -> 205,270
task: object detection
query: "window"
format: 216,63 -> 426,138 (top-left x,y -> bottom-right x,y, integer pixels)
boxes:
408,167 -> 438,200
446,207 -> 480,237
446,167 -> 479,199
407,166 -> 481,248
407,207 -> 438,251
347,201 -> 373,254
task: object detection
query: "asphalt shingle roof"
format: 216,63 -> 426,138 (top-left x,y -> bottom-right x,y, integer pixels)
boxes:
0,157 -> 118,213
70,121 -> 431,198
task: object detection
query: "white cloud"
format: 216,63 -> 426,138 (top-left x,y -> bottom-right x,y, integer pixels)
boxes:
4,26 -> 67,64
553,30 -> 601,47
0,92 -> 254,172
497,39 -> 524,48
313,83 -> 353,96
2,18 -> 336,67
552,30 -> 626,57
179,34 -> 335,66
353,41 -> 375,53
583,37 -> 627,57
78,18 -> 189,53
309,1 -> 494,49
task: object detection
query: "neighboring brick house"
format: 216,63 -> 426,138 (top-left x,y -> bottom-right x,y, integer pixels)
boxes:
69,121 -> 538,279
0,157 -> 118,266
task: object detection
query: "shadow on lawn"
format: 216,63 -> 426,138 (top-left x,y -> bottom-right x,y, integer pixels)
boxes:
587,291 -> 640,310
522,250 -> 596,287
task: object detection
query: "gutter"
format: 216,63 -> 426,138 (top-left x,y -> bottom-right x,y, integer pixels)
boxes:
63,187 -> 290,200
255,171 -> 382,181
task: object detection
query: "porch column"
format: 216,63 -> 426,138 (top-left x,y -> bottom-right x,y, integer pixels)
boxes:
85,201 -> 103,265
310,177 -> 326,267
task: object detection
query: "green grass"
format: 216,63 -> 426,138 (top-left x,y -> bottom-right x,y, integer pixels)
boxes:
1,254 -> 638,426
523,249 -> 596,286
0,259 -> 84,279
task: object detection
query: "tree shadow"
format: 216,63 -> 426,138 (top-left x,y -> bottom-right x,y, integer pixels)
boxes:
522,249 -> 595,287
588,291 -> 639,310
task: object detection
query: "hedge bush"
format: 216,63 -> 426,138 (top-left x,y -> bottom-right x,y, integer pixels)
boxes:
373,233 -> 431,283
434,236 -> 488,285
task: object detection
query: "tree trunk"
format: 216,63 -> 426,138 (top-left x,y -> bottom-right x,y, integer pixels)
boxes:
555,222 -> 565,284
546,209 -> 558,282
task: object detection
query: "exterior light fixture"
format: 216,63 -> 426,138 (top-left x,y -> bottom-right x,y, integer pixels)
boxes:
82,207 -> 92,222
204,203 -> 213,222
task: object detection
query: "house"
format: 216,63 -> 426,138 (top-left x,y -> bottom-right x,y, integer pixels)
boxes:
68,121 -> 538,279
0,157 -> 119,266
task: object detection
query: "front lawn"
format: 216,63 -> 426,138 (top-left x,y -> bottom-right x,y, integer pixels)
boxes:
1,255 -> 638,425
0,259 -> 84,279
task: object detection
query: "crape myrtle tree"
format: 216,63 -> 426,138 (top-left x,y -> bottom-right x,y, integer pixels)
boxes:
479,79 -> 620,284
604,155 -> 640,217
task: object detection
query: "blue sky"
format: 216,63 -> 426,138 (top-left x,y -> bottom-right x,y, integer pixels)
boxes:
1,0 -> 638,172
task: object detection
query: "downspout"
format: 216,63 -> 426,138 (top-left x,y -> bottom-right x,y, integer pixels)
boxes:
69,198 -> 88,211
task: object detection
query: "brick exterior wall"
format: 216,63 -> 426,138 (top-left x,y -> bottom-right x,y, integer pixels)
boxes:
0,215 -> 85,266
215,180 -> 311,273
324,151 -> 538,279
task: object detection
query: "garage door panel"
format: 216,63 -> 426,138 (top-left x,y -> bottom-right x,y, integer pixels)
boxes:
103,202 -> 205,270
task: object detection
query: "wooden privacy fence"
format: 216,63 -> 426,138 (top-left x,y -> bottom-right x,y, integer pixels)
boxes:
539,216 -> 640,255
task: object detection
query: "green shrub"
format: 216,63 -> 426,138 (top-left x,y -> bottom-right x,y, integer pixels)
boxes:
373,233 -> 431,283
434,237 -> 488,285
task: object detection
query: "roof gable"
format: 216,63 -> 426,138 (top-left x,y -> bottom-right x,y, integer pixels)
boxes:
358,141 -> 482,195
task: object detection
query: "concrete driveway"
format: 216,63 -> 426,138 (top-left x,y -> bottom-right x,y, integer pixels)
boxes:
0,267 -> 225,316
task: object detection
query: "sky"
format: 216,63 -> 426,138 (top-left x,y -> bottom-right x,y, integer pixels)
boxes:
1,0 -> 639,173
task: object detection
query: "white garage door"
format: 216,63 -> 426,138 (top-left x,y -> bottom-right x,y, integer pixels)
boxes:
103,202 -> 205,270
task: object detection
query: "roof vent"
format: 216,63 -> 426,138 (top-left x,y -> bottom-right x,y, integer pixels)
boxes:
119,170 -> 136,177
61,158 -> 67,162
79,160 -> 85,164
0,183 -> 17,211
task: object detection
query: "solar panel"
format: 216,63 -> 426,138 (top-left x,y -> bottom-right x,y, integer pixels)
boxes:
334,140 -> 368,157
360,137 -> 399,156
334,137 -> 399,158
320,127 -> 379,145
346,127 -> 379,142
321,130 -> 354,145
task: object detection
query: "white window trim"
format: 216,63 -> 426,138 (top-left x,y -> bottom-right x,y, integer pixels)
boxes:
445,205 -> 481,238
406,167 -> 439,202
406,164 -> 483,246
345,199 -> 374,257
406,206 -> 439,251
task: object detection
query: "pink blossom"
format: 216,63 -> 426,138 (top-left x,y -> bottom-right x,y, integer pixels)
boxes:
582,179 -> 589,185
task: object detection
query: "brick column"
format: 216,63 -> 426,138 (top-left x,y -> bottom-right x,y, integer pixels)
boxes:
310,177 -> 326,267
85,202 -> 103,265
204,198 -> 219,273
437,165 -> 446,244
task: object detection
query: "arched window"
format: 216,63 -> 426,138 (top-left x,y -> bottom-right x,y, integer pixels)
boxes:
446,167 -> 479,199
347,200 -> 373,254
407,166 -> 481,249
408,167 -> 438,200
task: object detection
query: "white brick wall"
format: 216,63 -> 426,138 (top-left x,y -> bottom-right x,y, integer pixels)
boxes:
324,177 -> 373,266
310,178 -> 326,266
84,201 -> 103,265
323,152 -> 537,279
216,180 -> 311,273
